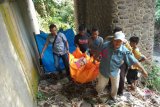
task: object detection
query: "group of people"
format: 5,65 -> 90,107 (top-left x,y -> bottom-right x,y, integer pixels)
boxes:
40,24 -> 148,102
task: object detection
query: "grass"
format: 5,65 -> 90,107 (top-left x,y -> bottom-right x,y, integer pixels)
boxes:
146,64 -> 160,91
36,91 -> 47,101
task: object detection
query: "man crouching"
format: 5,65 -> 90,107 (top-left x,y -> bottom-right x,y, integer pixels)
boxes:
96,32 -> 148,101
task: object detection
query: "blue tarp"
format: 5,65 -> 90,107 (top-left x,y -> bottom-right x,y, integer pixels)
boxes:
35,29 -> 76,73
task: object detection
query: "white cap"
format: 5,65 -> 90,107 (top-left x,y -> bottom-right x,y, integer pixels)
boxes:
114,32 -> 125,42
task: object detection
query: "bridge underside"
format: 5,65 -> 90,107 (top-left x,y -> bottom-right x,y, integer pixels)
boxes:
74,0 -> 155,60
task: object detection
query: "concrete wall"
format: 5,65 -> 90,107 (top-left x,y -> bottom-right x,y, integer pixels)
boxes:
0,0 -> 40,107
74,0 -> 155,61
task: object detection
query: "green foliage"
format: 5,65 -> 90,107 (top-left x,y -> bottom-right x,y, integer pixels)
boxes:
36,91 -> 47,101
146,64 -> 160,91
155,0 -> 160,26
33,0 -> 75,32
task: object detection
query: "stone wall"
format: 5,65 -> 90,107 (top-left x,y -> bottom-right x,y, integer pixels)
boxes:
74,0 -> 155,60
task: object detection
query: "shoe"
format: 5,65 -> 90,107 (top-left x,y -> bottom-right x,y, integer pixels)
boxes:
97,92 -> 107,97
106,96 -> 117,105
68,77 -> 72,81
91,90 -> 98,96
54,73 -> 61,80
96,97 -> 103,103
117,92 -> 123,96
106,85 -> 111,91
67,76 -> 73,81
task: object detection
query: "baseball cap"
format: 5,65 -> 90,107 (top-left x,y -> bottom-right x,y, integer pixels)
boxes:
114,32 -> 125,42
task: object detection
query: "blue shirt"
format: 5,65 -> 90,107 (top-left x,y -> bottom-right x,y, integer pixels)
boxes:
88,36 -> 103,56
88,36 -> 103,51
100,41 -> 138,78
46,32 -> 68,55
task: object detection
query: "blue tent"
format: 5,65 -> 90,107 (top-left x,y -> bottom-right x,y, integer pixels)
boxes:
35,29 -> 76,73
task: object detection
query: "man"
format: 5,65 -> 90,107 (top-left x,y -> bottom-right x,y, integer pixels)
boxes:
114,27 -> 131,95
74,25 -> 89,53
88,28 -> 103,63
96,32 -> 148,101
41,24 -> 71,80
108,26 -> 132,95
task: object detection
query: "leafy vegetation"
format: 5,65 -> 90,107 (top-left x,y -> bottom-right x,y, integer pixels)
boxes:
33,0 -> 75,32
36,91 -> 47,101
146,64 -> 160,91
156,0 -> 160,27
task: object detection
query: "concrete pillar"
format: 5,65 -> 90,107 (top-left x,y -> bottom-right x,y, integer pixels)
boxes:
26,0 -> 40,34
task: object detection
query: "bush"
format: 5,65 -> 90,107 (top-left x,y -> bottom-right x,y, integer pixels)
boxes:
36,91 -> 47,101
33,0 -> 75,32
156,0 -> 160,26
146,64 -> 160,91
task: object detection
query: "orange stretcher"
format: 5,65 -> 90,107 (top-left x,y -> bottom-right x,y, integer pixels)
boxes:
69,48 -> 99,83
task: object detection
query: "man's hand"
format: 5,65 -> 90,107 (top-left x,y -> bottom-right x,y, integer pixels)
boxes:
67,50 -> 69,55
40,53 -> 44,59
142,70 -> 148,78
92,60 -> 96,64
133,62 -> 148,78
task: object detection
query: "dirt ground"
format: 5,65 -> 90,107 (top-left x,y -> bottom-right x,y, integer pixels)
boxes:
37,74 -> 160,107
37,45 -> 160,107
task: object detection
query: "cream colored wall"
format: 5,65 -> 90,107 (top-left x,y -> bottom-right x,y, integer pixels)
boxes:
0,1 -> 40,107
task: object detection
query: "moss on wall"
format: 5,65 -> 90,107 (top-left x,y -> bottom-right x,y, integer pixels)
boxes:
0,2 -> 38,99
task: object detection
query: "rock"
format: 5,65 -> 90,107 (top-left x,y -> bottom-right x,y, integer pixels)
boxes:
49,83 -> 63,90
151,97 -> 159,105
106,99 -> 116,105
45,86 -> 50,91
43,102 -> 51,107
64,103 -> 72,107
83,88 -> 97,97
59,77 -> 70,84
80,101 -> 92,107
40,80 -> 48,86
39,85 -> 46,91
94,104 -> 110,107
117,102 -> 126,107
155,60 -> 159,63
71,98 -> 80,102
38,101 -> 46,107
120,96 -> 128,102
51,105 -> 59,107
54,94 -> 68,103
123,92 -> 132,101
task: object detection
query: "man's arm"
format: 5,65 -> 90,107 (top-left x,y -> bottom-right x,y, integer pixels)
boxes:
133,48 -> 146,61
88,37 -> 91,49
124,41 -> 132,52
139,56 -> 146,62
99,37 -> 104,48
61,33 -> 69,53
132,62 -> 148,77
93,37 -> 104,63
124,48 -> 148,78
41,41 -> 49,58
66,41 -> 69,53
74,35 -> 79,47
